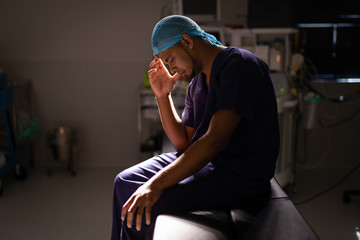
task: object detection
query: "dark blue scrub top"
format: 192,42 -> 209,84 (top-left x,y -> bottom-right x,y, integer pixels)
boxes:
181,47 -> 280,183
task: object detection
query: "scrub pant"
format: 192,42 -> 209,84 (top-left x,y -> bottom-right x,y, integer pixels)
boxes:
111,152 -> 268,240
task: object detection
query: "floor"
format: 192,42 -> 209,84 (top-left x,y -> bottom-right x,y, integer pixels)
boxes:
0,166 -> 121,240
286,166 -> 360,240
0,165 -> 359,240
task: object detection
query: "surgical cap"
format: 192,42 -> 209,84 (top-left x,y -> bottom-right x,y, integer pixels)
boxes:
152,15 -> 222,55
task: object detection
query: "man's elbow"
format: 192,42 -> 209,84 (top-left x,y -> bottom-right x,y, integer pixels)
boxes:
202,133 -> 229,156
212,138 -> 228,154
174,141 -> 191,154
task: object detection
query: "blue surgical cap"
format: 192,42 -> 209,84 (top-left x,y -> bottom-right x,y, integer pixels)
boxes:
152,15 -> 222,55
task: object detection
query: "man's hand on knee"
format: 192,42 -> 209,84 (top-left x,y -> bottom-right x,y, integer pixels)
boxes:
121,183 -> 164,231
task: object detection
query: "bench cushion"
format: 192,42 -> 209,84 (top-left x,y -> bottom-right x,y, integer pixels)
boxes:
153,178 -> 319,240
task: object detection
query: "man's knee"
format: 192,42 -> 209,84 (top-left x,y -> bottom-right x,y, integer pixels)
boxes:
114,171 -> 135,190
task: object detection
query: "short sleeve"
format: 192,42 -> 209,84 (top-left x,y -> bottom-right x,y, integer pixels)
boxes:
181,84 -> 195,127
215,57 -> 263,120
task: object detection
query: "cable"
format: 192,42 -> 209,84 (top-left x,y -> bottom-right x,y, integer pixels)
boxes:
293,104 -> 305,164
294,161 -> 360,206
320,104 -> 360,128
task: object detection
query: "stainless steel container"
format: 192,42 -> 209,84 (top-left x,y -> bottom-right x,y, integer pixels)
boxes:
49,126 -> 74,161
47,126 -> 77,176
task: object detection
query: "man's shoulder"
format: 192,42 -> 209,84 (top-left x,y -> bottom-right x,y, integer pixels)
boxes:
216,46 -> 264,71
215,47 -> 253,65
213,47 -> 247,72
225,46 -> 258,61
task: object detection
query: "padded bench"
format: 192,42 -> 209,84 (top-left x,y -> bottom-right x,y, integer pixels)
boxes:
153,178 -> 319,240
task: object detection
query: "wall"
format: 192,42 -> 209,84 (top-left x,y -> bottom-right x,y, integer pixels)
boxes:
0,0 -> 249,169
1,0 -> 359,171
0,0 -> 169,168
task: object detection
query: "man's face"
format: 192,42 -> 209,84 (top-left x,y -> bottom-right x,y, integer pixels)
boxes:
157,43 -> 200,80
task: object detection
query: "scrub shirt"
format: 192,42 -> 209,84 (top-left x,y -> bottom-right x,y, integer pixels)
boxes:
183,46 -> 280,185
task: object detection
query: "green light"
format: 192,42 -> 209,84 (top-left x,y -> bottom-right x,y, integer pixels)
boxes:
280,87 -> 285,93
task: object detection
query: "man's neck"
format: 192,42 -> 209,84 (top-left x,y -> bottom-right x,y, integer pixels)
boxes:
201,44 -> 226,86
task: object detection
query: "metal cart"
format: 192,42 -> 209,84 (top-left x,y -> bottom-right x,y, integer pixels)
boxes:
0,74 -> 27,196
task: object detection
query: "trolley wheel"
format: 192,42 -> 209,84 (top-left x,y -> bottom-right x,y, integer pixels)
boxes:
71,169 -> 77,177
0,179 -> 3,197
47,169 -> 53,176
15,165 -> 28,181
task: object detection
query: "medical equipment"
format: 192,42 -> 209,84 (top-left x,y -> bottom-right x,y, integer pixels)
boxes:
200,26 -> 226,45
171,0 -> 221,23
305,94 -> 322,129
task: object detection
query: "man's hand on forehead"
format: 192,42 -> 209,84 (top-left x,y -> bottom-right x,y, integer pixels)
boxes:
154,53 -> 166,64
147,53 -> 180,98
151,53 -> 172,76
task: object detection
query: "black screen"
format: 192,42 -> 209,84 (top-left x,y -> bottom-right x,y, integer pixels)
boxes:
183,0 -> 217,15
298,24 -> 360,78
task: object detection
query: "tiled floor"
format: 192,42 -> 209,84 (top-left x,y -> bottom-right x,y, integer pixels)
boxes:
0,165 -> 359,240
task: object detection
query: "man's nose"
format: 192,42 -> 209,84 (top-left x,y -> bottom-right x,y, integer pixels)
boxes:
168,64 -> 177,75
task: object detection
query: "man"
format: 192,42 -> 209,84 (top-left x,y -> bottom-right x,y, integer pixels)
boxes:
111,15 -> 279,240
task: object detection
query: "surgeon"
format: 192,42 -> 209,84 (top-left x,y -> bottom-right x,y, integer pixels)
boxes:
111,15 -> 280,240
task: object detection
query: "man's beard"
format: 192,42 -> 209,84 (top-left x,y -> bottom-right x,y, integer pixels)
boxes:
181,45 -> 199,80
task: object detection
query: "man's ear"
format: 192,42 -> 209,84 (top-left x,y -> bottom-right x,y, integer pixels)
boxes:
180,34 -> 194,49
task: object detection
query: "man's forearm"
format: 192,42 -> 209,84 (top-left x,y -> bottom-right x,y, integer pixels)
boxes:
147,132 -> 221,190
156,94 -> 191,152
149,108 -> 242,190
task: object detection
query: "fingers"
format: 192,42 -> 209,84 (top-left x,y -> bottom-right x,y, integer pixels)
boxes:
121,197 -> 152,231
121,197 -> 132,222
149,58 -> 157,68
136,206 -> 145,231
126,198 -> 138,228
172,72 -> 180,82
148,68 -> 157,77
157,58 -> 167,70
145,207 -> 152,225
149,55 -> 162,70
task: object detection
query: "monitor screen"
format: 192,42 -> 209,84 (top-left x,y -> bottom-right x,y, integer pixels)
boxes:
172,0 -> 221,23
298,23 -> 360,78
335,25 -> 360,76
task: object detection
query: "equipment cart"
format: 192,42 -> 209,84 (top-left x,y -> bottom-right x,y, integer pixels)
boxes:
0,73 -> 27,196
